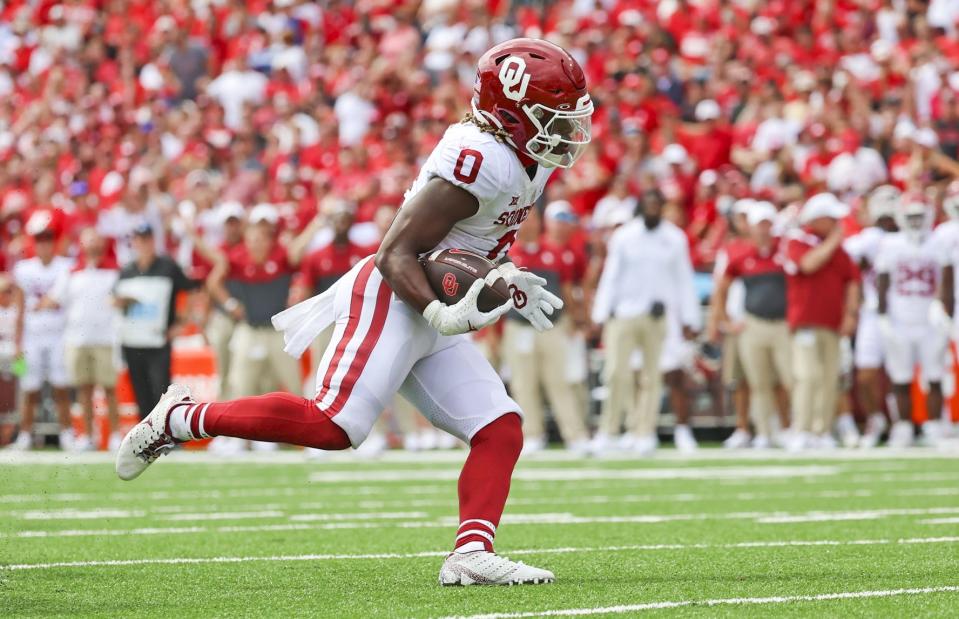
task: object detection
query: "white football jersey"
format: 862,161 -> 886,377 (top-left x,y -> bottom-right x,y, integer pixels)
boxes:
930,219 -> 959,313
12,256 -> 73,336
843,226 -> 886,312
875,233 -> 947,325
402,122 -> 552,262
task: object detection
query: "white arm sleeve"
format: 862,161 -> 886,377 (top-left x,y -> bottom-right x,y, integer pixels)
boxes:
674,233 -> 702,330
591,230 -> 624,324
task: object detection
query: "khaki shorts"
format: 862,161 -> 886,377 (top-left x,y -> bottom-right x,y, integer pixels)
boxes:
66,345 -> 117,388
722,333 -> 746,386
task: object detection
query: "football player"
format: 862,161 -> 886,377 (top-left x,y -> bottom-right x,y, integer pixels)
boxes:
8,217 -> 74,451
843,185 -> 900,448
876,198 -> 949,447
116,39 -> 590,586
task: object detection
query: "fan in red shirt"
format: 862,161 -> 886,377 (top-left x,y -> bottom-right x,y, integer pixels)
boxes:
502,203 -> 590,454
781,193 -> 860,451
677,100 -> 733,172
208,207 -> 302,403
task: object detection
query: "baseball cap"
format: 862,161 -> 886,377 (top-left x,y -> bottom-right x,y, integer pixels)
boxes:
544,200 -> 578,223
800,193 -> 849,224
132,222 -> 154,237
747,201 -> 777,226
698,169 -> 718,186
912,127 -> 939,149
218,201 -> 246,223
26,211 -> 56,237
249,203 -> 279,225
694,99 -> 720,122
662,144 -> 688,165
732,198 -> 755,216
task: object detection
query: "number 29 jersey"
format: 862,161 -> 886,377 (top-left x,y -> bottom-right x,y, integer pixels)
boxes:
875,232 -> 948,325
402,122 -> 553,262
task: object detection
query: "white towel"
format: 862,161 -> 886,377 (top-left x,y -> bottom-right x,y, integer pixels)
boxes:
271,286 -> 337,359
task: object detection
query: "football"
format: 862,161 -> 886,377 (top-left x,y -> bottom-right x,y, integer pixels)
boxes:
421,248 -> 511,312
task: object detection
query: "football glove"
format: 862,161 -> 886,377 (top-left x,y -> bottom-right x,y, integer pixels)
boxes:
929,299 -> 953,336
497,261 -> 564,332
422,270 -> 511,336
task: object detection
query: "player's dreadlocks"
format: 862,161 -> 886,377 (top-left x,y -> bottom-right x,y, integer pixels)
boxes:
461,112 -> 513,144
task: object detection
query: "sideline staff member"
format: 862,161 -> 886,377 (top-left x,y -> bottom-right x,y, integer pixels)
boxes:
115,223 -> 200,418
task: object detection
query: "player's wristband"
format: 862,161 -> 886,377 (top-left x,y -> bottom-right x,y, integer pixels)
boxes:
223,298 -> 240,312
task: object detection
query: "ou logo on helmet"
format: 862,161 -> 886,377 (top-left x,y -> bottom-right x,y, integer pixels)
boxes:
499,56 -> 530,102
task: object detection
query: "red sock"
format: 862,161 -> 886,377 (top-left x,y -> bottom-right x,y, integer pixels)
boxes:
177,393 -> 352,450
454,413 -> 523,553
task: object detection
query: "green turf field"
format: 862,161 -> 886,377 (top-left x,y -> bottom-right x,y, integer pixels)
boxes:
2,449 -> 958,617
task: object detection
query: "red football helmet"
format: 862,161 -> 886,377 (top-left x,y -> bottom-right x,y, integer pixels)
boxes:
472,38 -> 593,169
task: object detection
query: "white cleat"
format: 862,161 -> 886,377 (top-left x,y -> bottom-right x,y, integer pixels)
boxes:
438,551 -> 554,586
58,429 -> 75,451
860,414 -> 887,449
673,424 -> 698,453
115,384 -> 194,481
632,433 -> 658,457
836,413 -> 860,448
7,431 -> 31,451
520,435 -> 546,456
887,421 -> 916,449
354,432 -> 387,459
723,428 -> 752,449
887,420 -> 914,448
71,434 -> 95,452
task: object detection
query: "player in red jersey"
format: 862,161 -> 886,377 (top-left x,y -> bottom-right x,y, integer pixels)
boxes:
117,39 -> 592,586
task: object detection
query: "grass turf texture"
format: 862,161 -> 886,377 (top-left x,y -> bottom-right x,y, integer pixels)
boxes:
1,450 -> 958,617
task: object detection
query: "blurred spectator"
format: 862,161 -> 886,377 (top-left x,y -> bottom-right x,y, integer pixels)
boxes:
782,194 -> 860,451
201,202 -> 247,400
844,186 -> 901,448
710,199 -> 751,449
115,224 -> 199,419
711,202 -> 791,449
9,225 -> 73,451
46,228 -> 121,451
208,207 -> 300,401
591,189 -> 696,455
504,204 -> 589,455
0,274 -> 20,446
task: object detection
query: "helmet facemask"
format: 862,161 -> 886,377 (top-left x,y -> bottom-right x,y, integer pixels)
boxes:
522,99 -> 593,169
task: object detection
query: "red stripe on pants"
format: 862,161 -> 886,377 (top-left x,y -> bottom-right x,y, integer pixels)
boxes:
315,259 -> 375,415
326,277 -> 392,416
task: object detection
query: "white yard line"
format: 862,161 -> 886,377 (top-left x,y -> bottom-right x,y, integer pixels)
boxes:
18,509 -> 146,520
307,465 -> 840,483
437,586 -> 959,619
8,506 -> 959,539
2,447 -> 956,466
161,510 -> 285,521
7,485 -> 958,517
920,517 -> 959,524
4,536 -> 957,571
2,469 -> 955,507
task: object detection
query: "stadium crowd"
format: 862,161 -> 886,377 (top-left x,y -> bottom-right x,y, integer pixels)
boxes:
2,0 -> 959,455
